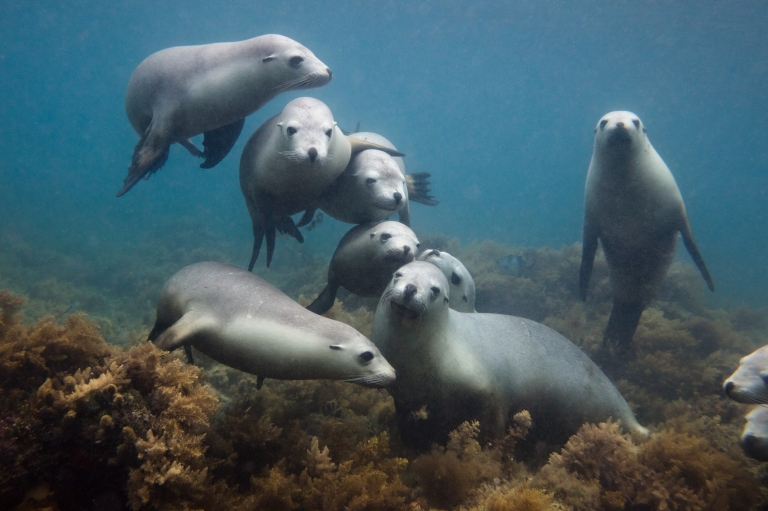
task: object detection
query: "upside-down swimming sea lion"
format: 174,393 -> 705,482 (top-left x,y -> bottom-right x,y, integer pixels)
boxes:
417,249 -> 476,312
307,221 -> 419,315
314,132 -> 438,226
579,111 -> 714,354
724,344 -> 768,404
117,34 -> 332,196
239,99 -> 405,269
149,261 -> 396,388
371,261 -> 647,449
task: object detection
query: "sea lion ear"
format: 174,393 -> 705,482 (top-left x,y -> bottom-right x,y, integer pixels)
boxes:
262,55 -> 276,63
370,233 -> 375,239
276,122 -> 283,127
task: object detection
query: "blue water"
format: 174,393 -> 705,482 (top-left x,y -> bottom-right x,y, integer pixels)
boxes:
1,1 -> 766,306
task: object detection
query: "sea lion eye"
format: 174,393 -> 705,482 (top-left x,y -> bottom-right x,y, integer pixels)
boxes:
600,119 -> 608,129
381,233 -> 392,242
287,127 -> 297,136
289,56 -> 304,68
416,243 -> 421,250
329,345 -> 342,350
430,286 -> 440,297
366,178 -> 376,184
462,295 -> 468,302
632,119 -> 640,129
359,351 -> 374,364
325,129 -> 333,138
394,272 -> 402,279
451,272 -> 461,285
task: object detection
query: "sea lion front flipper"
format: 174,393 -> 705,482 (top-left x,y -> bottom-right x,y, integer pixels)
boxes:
603,300 -> 644,354
347,136 -> 406,157
295,208 -> 316,228
248,219 -> 265,272
200,118 -> 246,169
276,216 -> 304,243
116,120 -> 171,197
151,311 -> 214,353
406,172 -> 439,206
679,218 -> 715,292
579,217 -> 600,301
265,220 -> 277,268
306,282 -> 341,315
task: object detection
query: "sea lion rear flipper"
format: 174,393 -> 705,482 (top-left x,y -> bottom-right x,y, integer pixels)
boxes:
307,283 -> 340,315
347,136 -> 406,157
679,219 -> 715,292
265,222 -> 276,268
200,118 -> 246,169
116,121 -> 170,197
405,172 -> 439,206
604,300 -> 644,354
152,311 -> 214,353
248,220 -> 265,271
579,218 -> 600,301
276,217 -> 304,243
295,208 -> 316,228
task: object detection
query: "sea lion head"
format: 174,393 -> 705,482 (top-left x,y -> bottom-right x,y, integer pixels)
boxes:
277,98 -> 341,167
349,149 -> 408,214
741,406 -> 768,462
724,345 -> 768,404
367,221 -> 419,266
259,34 -> 332,93
417,249 -> 475,312
380,261 -> 450,329
593,111 -> 648,157
326,332 -> 397,388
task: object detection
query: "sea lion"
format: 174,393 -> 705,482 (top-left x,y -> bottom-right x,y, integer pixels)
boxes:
307,221 -> 419,315
314,132 -> 437,226
417,249 -> 476,312
371,261 -> 647,449
118,34 -> 332,196
579,111 -> 714,354
724,344 -> 768,404
239,99 -> 405,269
149,261 -> 396,388
740,406 -> 768,462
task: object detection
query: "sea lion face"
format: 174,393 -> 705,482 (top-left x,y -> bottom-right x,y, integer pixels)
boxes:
351,150 -> 407,214
417,249 -> 475,312
741,406 -> 768,461
326,335 -> 397,388
367,221 -> 420,265
277,97 -> 340,166
260,35 -> 332,93
593,111 -> 648,156
724,345 -> 768,404
381,261 -> 449,328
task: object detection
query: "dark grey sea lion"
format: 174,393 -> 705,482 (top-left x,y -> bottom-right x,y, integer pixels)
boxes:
371,261 -> 647,449
149,261 -> 396,388
580,111 -> 714,354
118,34 -> 332,196
239,99 -> 405,269
307,221 -> 419,315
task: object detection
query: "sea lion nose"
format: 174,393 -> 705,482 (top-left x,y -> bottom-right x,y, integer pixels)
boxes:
403,283 -> 417,301
394,192 -> 402,204
308,147 -> 318,162
616,122 -> 625,128
724,381 -> 735,394
742,433 -> 757,448
403,245 -> 410,255
327,68 -> 333,79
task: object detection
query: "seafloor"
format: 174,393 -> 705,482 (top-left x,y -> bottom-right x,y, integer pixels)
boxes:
1,221 -> 767,511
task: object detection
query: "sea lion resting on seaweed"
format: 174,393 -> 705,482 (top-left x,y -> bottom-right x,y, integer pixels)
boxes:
724,344 -> 768,404
307,221 -> 419,316
118,34 -> 332,196
149,261 -> 396,388
371,261 -> 647,449
579,111 -> 714,355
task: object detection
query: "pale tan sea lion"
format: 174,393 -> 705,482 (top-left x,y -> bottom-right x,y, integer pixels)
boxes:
118,34 -> 332,196
724,344 -> 768,404
417,249 -> 476,312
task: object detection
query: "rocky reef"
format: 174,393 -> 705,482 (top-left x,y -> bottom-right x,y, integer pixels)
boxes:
2,229 -> 768,510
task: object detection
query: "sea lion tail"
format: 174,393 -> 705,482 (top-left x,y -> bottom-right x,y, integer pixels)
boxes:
603,300 -> 644,354
406,173 -> 439,206
306,284 -> 339,315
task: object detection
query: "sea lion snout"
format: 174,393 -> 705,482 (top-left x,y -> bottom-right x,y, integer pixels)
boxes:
394,192 -> 402,204
403,283 -> 417,301
308,147 -> 318,161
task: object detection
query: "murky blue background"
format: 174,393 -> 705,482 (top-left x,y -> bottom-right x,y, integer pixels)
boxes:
1,1 -> 766,306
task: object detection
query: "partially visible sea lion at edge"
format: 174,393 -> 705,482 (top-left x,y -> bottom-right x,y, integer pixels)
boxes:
740,406 -> 768,462
149,261 -> 396,388
118,34 -> 333,196
417,249 -> 476,312
239,99 -> 405,269
371,261 -> 647,449
579,111 -> 714,355
307,221 -> 420,315
315,132 -> 438,226
724,344 -> 768,404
